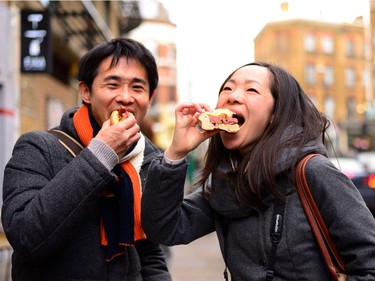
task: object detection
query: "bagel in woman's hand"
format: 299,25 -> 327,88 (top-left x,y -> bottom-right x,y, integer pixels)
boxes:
110,107 -> 129,125
198,108 -> 241,133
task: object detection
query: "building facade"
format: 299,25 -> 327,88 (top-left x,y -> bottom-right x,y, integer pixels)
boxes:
254,18 -> 370,153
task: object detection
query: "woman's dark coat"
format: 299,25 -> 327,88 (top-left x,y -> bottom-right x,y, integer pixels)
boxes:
142,140 -> 375,281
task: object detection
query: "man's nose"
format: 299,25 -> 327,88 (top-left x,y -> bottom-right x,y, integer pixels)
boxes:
117,86 -> 133,102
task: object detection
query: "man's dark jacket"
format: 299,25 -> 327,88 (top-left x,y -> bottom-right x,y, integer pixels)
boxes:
2,107 -> 171,281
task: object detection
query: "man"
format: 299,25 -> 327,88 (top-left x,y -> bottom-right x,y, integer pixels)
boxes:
2,38 -> 172,281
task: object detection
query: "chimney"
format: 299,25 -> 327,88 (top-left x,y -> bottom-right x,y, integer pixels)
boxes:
281,1 -> 289,12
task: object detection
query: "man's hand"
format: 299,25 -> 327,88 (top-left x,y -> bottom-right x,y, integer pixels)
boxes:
95,113 -> 140,159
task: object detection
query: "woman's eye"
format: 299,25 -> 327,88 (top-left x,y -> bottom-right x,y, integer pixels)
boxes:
223,86 -> 232,91
247,88 -> 259,93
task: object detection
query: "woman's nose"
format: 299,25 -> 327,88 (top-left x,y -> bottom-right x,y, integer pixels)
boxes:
227,90 -> 242,104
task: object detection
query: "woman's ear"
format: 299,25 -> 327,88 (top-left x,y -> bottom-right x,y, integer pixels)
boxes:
78,81 -> 91,104
270,114 -> 275,124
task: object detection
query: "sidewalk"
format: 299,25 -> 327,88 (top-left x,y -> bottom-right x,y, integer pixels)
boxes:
168,233 -> 225,281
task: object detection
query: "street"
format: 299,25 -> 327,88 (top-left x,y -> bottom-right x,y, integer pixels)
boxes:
168,233 -> 225,281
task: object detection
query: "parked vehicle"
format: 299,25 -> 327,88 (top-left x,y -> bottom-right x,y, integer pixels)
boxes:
329,157 -> 375,215
357,151 -> 375,173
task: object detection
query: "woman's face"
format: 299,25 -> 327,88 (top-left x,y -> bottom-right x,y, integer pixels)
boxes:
216,65 -> 275,154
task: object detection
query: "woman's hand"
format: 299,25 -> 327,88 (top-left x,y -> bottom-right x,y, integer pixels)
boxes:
166,102 -> 218,160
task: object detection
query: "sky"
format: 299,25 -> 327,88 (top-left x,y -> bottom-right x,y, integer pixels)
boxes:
160,0 -> 370,107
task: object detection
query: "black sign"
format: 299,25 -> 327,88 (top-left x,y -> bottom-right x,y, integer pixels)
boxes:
21,10 -> 52,73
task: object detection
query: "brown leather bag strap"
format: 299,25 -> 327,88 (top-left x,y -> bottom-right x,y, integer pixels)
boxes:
295,154 -> 347,280
49,129 -> 83,157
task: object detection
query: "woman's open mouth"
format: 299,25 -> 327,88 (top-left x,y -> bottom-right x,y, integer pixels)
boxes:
233,113 -> 245,128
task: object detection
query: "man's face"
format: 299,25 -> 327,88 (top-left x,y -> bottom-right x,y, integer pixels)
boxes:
79,56 -> 153,126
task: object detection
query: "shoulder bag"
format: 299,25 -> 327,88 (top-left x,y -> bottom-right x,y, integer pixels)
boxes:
48,129 -> 83,157
295,154 -> 347,281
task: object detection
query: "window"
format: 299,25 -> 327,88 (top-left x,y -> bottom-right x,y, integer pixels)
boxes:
323,65 -> 334,86
321,35 -> 334,54
159,44 -> 176,61
168,44 -> 176,60
305,64 -> 316,85
347,97 -> 356,121
46,97 -> 65,129
304,34 -> 316,52
345,67 -> 356,87
168,85 -> 177,103
275,31 -> 289,52
144,40 -> 158,60
362,68 -> 369,88
346,39 -> 355,57
324,96 -> 335,120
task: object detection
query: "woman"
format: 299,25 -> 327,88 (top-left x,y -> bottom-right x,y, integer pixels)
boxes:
141,62 -> 375,280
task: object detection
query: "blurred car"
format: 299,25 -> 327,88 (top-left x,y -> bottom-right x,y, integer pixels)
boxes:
357,151 -> 375,173
329,157 -> 375,215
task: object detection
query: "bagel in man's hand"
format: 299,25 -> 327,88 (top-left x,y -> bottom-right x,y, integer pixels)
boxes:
198,108 -> 241,133
110,107 -> 129,125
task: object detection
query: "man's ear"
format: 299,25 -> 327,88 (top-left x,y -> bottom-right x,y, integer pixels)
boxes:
148,91 -> 155,108
78,81 -> 91,104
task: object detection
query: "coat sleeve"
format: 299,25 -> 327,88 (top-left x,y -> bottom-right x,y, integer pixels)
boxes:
305,155 -> 375,280
135,238 -> 171,281
1,131 -> 114,258
141,155 -> 215,246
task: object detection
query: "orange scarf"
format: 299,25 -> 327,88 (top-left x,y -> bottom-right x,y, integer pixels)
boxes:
73,104 -> 145,261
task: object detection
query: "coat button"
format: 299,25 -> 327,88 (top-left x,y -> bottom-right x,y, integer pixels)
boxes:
258,258 -> 267,268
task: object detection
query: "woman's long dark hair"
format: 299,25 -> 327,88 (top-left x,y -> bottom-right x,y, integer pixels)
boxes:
197,62 -> 329,206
